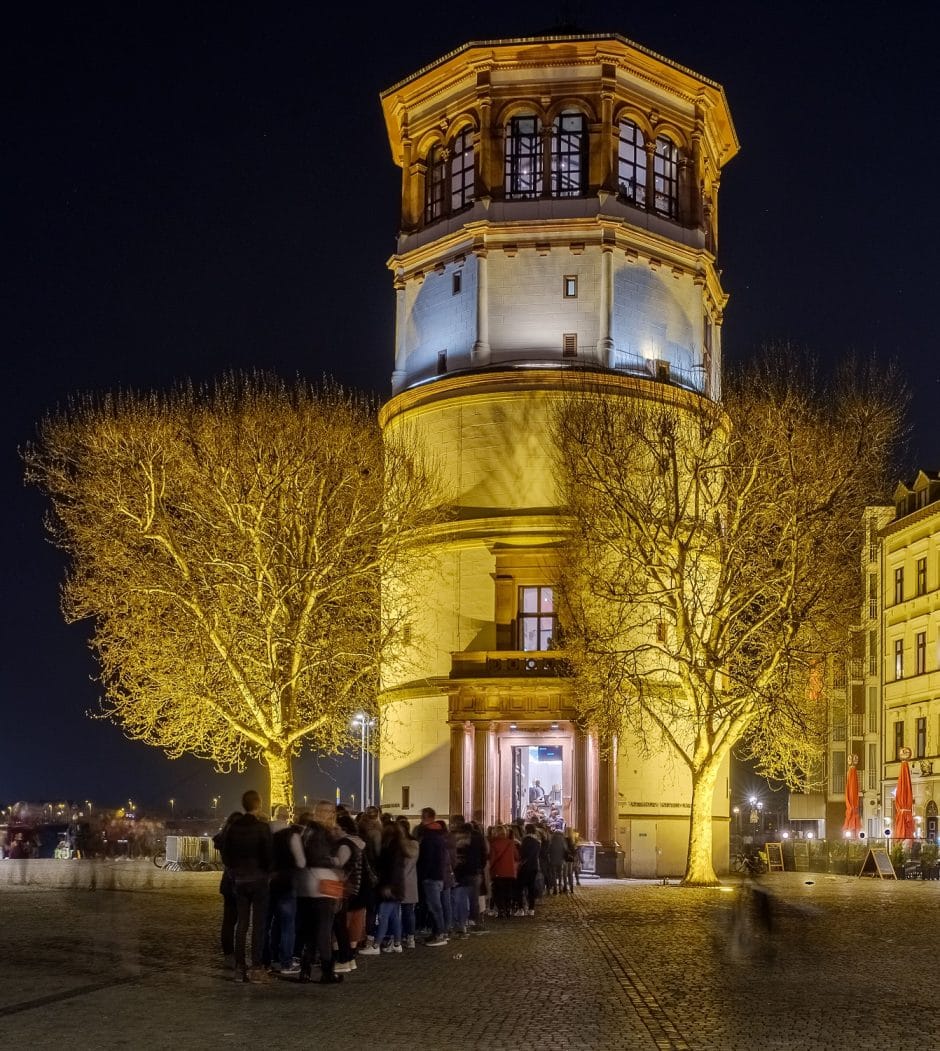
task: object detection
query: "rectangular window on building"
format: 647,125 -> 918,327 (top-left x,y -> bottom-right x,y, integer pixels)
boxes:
562,333 -> 578,358
869,630 -> 878,677
831,750 -> 846,795
895,567 -> 904,605
563,275 -> 578,298
895,720 -> 905,760
437,350 -> 447,375
452,271 -> 462,296
869,574 -> 878,620
868,686 -> 878,734
868,743 -> 877,790
518,586 -> 558,652
895,638 -> 904,680
402,786 -> 410,810
916,631 -> 926,675
917,717 -> 927,758
917,557 -> 927,596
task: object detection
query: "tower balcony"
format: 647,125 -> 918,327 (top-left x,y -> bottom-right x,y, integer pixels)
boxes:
449,650 -> 571,680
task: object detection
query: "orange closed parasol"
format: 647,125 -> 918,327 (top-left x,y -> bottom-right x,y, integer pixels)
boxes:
842,761 -> 861,836
894,758 -> 915,841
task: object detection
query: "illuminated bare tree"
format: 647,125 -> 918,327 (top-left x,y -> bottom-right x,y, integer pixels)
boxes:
24,375 -> 442,808
555,354 -> 903,884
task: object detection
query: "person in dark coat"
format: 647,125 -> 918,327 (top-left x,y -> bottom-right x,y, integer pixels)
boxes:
416,808 -> 449,945
219,790 -> 273,983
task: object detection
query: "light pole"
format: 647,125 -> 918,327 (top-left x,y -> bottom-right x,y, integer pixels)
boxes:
352,712 -> 378,808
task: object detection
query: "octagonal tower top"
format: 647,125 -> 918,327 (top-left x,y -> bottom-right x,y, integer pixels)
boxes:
381,33 -> 738,397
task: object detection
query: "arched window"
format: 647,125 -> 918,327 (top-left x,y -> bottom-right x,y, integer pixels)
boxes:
424,145 -> 447,224
617,119 -> 646,206
449,129 -> 475,213
551,110 -> 587,197
653,136 -> 679,219
505,114 -> 542,199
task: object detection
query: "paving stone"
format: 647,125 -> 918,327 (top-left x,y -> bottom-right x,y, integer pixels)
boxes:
1,872 -> 936,1048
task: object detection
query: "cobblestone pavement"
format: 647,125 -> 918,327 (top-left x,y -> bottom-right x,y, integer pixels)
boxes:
1,870 -> 937,1049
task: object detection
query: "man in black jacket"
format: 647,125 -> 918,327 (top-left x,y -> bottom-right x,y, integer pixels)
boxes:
220,790 -> 273,983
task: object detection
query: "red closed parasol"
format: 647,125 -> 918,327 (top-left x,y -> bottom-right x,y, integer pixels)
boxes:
894,758 -> 915,840
842,760 -> 861,835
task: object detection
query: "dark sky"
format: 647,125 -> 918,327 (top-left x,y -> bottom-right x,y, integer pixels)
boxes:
3,4 -> 938,810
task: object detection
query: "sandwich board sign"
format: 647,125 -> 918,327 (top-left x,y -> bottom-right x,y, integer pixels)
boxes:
765,842 -> 785,872
858,848 -> 896,879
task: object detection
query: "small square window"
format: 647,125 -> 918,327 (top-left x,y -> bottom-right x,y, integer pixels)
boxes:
562,333 -> 578,358
452,271 -> 462,296
563,275 -> 578,298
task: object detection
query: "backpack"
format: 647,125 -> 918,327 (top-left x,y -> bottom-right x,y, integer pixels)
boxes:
339,836 -> 364,896
301,823 -> 332,869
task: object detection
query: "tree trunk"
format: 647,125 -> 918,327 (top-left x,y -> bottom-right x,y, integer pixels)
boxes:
263,751 -> 294,812
683,762 -> 721,886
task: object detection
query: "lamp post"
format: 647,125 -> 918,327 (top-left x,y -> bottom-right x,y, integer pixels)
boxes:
352,712 -> 377,808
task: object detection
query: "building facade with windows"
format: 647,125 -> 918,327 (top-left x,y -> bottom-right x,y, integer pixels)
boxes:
377,33 -> 738,875
881,472 -> 940,840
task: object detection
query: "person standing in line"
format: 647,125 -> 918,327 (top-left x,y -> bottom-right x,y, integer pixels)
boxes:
397,817 -> 420,948
219,791 -> 273,983
518,823 -> 542,915
487,825 -> 520,919
361,820 -> 405,954
266,805 -> 300,976
212,811 -> 242,970
416,807 -> 449,946
291,801 -> 345,984
333,813 -> 365,974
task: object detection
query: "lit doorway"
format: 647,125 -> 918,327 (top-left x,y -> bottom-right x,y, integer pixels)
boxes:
497,724 -> 572,829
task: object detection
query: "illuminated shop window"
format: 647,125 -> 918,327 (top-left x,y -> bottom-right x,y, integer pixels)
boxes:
505,115 -> 542,199
518,586 -> 557,651
653,136 -> 679,219
551,111 -> 587,197
617,119 -> 647,205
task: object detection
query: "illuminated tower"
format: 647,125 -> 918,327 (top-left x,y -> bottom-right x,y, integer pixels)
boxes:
378,32 -> 737,875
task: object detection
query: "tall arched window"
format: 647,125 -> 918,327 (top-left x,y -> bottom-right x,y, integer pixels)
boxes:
505,114 -> 542,199
653,136 -> 679,219
449,129 -> 475,213
424,145 -> 447,224
617,118 -> 646,205
551,110 -> 587,197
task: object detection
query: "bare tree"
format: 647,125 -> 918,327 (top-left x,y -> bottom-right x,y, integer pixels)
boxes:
24,374 -> 442,808
555,353 -> 903,884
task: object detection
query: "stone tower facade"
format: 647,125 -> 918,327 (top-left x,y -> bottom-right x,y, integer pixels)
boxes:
378,33 -> 738,876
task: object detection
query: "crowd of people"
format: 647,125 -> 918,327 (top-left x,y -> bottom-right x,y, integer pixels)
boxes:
214,790 -> 581,984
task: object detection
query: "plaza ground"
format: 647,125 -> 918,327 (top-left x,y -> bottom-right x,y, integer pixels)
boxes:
0,865 -> 933,1049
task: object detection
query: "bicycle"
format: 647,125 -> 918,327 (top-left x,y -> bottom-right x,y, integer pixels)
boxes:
732,850 -> 767,877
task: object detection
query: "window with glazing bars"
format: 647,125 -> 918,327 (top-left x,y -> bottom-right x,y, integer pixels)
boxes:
894,566 -> 904,605
550,111 -> 587,198
653,137 -> 679,218
617,119 -> 647,205
505,116 -> 542,199
895,720 -> 905,759
917,557 -> 927,596
917,717 -> 927,758
894,638 -> 904,680
424,146 -> 447,224
916,631 -> 926,674
518,586 -> 558,651
450,129 -> 475,213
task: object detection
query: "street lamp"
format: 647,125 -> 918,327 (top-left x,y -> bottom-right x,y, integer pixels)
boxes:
169,798 -> 175,815
351,712 -> 377,809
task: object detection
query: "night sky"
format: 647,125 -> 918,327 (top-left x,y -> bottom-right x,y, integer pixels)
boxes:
3,4 -> 938,811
